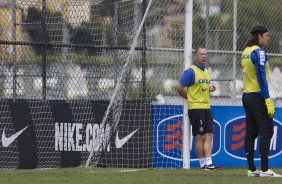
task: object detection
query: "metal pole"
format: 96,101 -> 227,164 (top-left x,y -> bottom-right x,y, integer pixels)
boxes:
42,0 -> 47,100
113,2 -> 118,49
113,2 -> 118,90
232,0 -> 237,100
142,0 -> 147,101
183,0 -> 193,169
12,1 -> 17,102
205,0 -> 210,49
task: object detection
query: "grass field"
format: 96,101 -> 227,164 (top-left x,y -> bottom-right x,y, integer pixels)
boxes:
1,168 -> 282,184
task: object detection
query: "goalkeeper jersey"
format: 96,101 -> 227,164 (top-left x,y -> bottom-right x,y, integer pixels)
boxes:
179,64 -> 211,110
241,45 -> 270,99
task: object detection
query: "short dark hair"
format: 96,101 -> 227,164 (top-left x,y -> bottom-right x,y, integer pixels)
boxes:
194,46 -> 207,55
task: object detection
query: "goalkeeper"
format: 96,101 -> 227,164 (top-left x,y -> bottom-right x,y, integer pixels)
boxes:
176,46 -> 219,170
241,25 -> 280,177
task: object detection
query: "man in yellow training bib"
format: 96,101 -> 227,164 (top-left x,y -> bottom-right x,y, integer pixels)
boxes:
176,46 -> 219,170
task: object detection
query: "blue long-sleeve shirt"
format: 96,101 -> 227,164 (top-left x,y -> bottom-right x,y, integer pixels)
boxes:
250,48 -> 270,99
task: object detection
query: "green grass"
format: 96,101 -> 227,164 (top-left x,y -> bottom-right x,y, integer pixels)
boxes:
0,168 -> 282,184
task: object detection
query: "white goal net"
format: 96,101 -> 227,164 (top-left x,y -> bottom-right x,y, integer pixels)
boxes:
0,0 -> 282,168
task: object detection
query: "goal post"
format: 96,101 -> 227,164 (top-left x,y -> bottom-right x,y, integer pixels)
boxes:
85,0 -> 155,167
183,0 -> 193,170
84,0 -> 194,169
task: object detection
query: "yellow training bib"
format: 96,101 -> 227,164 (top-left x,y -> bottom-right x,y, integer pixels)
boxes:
187,65 -> 211,109
241,45 -> 269,93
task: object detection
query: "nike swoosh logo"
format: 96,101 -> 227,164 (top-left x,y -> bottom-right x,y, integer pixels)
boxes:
115,129 -> 139,148
1,126 -> 29,147
202,88 -> 208,92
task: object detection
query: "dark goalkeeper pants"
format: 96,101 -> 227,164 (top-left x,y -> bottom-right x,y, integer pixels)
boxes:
242,93 -> 274,172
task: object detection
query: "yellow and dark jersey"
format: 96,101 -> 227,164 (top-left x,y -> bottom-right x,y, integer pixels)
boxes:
179,64 -> 211,109
241,45 -> 270,98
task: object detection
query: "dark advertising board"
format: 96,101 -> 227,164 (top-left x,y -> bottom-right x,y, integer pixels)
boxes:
0,100 -> 151,168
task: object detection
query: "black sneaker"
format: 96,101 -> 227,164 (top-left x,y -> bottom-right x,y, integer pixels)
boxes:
200,165 -> 206,170
204,164 -> 216,170
205,164 -> 222,170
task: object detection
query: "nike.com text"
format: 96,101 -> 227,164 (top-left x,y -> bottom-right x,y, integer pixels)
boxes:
55,123 -> 111,152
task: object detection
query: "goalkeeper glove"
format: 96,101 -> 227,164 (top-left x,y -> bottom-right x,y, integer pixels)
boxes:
265,98 -> 275,118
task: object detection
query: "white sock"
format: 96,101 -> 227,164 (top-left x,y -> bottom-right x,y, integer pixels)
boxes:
205,157 -> 212,165
199,158 -> 206,167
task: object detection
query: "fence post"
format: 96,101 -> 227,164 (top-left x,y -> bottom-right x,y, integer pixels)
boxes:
12,1 -> 17,102
42,0 -> 47,100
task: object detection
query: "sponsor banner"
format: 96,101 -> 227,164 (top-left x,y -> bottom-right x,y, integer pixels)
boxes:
152,105 -> 282,168
0,100 -> 151,168
152,105 -> 220,168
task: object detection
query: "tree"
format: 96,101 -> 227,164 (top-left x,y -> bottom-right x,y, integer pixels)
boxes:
24,7 -> 64,54
70,22 -> 102,55
24,7 -> 104,55
237,0 -> 282,52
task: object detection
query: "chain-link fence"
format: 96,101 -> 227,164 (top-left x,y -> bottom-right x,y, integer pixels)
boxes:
0,0 -> 281,106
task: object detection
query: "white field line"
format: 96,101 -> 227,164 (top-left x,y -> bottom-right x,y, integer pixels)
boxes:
118,169 -> 147,173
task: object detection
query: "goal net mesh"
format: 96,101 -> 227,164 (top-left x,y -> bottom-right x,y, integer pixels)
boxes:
0,0 -> 282,168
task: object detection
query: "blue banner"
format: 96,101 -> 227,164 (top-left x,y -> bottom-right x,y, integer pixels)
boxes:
152,105 -> 282,168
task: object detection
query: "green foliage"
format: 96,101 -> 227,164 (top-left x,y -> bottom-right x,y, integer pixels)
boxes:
171,58 -> 184,79
24,7 -> 105,56
92,0 -> 135,28
105,25 -> 129,46
237,0 -> 282,52
24,54 -> 113,65
24,7 -> 64,54
179,0 -> 282,52
117,1 -> 135,27
126,82 -> 160,101
117,28 -> 130,46
192,15 -> 206,48
168,20 -> 184,48
70,22 -> 103,55
0,84 -> 3,96
96,0 -> 115,17
146,8 -> 168,27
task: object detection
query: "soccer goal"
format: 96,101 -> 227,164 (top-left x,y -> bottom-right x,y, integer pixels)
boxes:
0,0 -> 190,169
1,0 -> 282,169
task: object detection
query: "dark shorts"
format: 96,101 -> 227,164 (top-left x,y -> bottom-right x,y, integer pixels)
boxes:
188,109 -> 214,136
